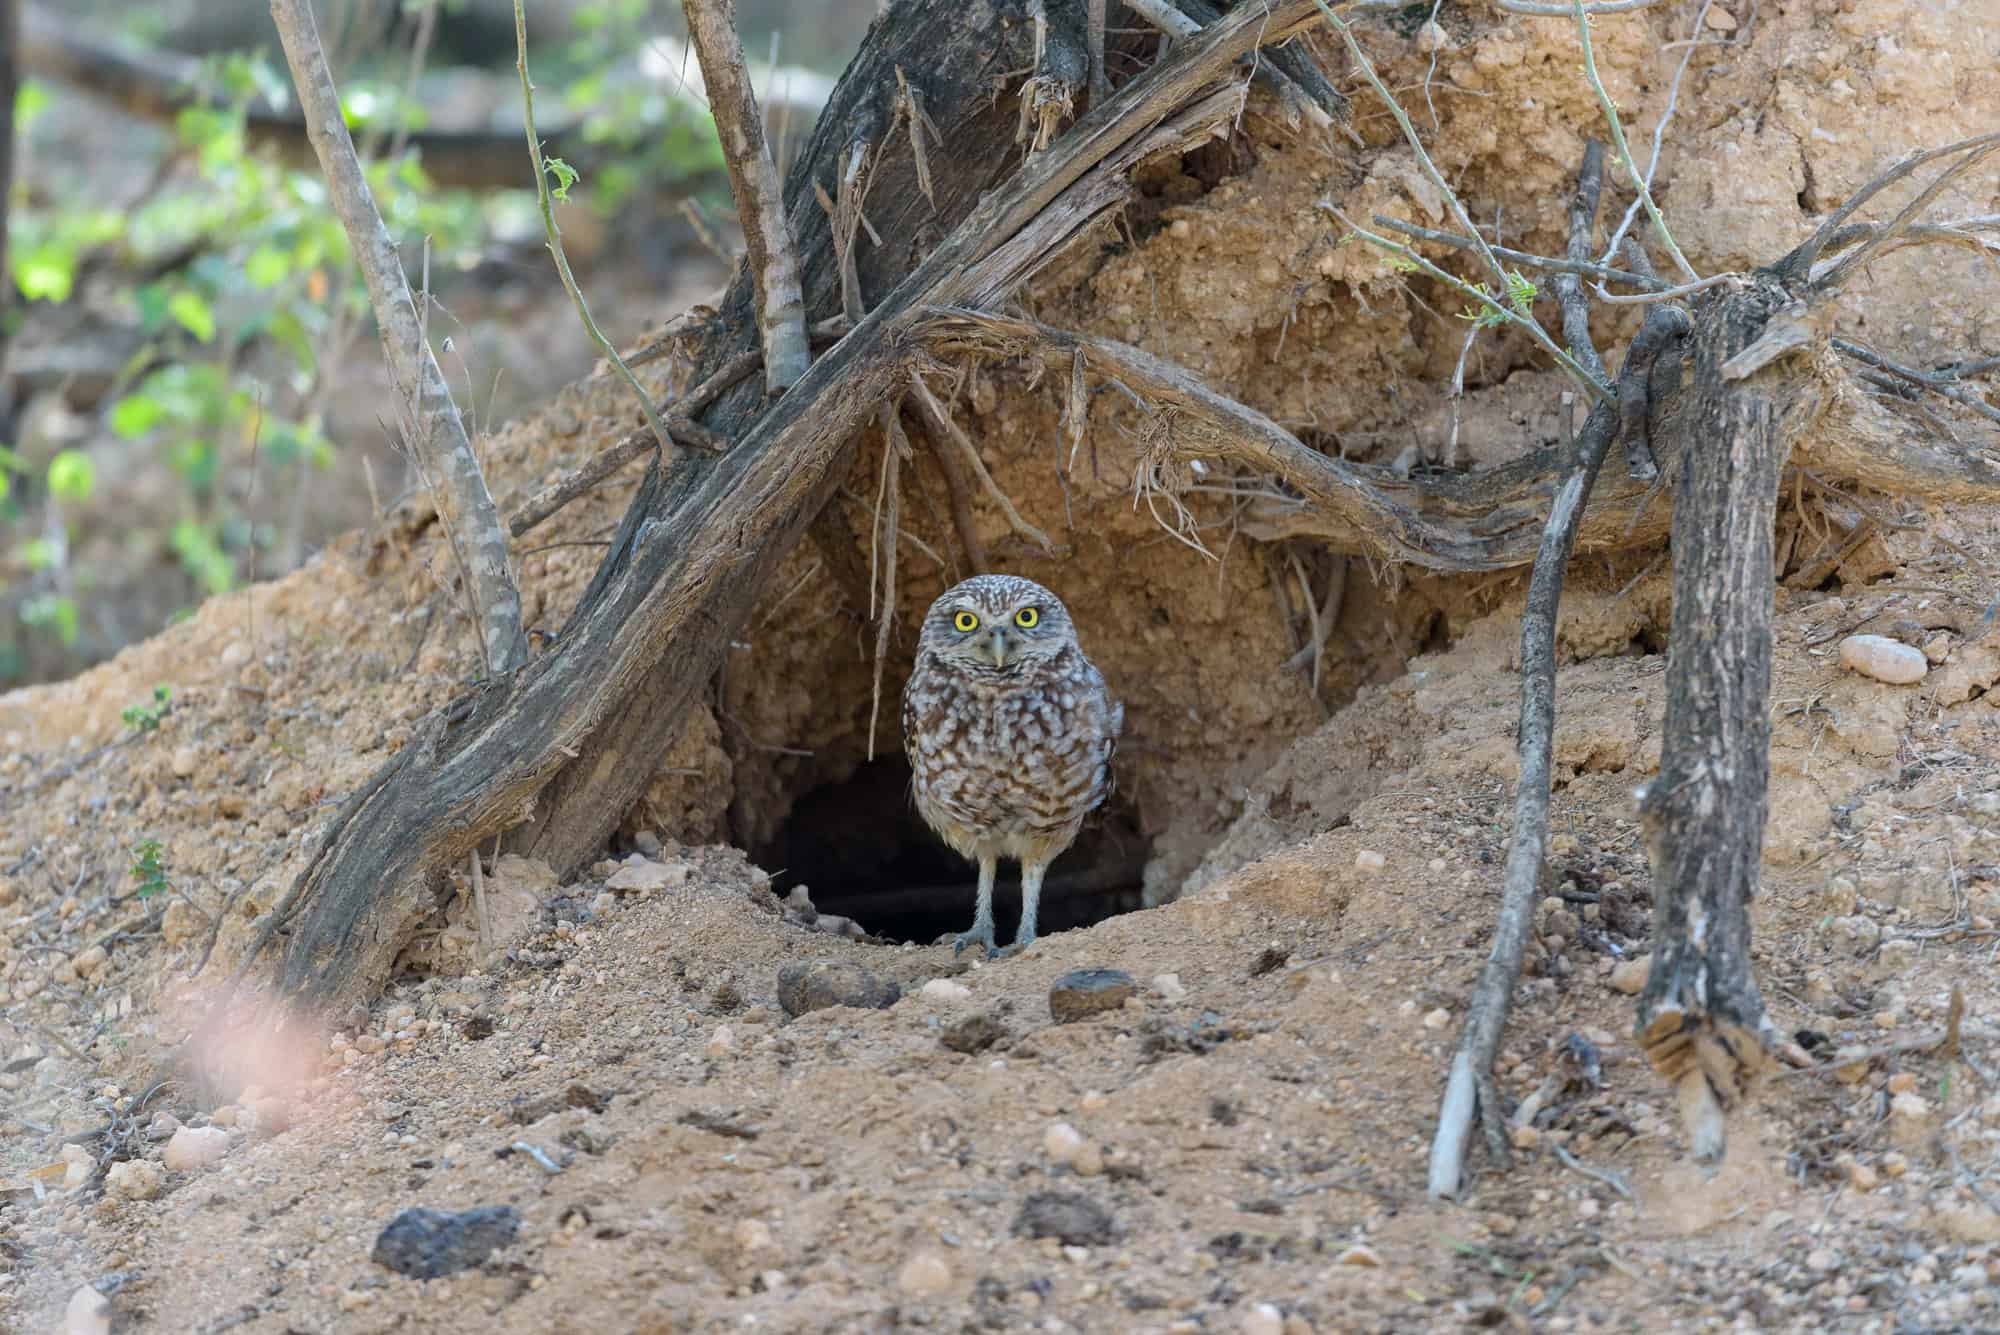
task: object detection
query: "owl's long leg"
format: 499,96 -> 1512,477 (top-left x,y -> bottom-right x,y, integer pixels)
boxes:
1013,857 -> 1050,952
953,854 -> 998,957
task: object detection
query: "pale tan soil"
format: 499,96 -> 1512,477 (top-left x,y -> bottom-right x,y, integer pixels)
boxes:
2,1 -> 1999,1330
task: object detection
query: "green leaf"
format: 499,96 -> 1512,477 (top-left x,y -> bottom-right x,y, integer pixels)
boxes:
21,594 -> 80,645
135,283 -> 171,333
110,395 -> 166,439
15,242 -> 76,302
168,289 -> 218,342
245,244 -> 291,289
46,450 -> 96,502
15,82 -> 50,132
543,155 -> 580,203
0,472 -> 8,502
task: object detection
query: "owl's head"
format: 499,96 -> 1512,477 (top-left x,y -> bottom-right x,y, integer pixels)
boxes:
916,574 -> 1078,674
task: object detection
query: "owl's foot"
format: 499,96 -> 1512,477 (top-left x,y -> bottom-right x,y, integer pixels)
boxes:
952,923 -> 996,957
989,930 -> 1037,961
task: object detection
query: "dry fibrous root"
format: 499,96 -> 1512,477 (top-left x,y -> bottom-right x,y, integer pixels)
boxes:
1638,1010 -> 1773,1165
1018,0 -> 1085,154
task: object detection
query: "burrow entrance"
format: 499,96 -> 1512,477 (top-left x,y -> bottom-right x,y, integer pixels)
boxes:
753,757 -> 1150,947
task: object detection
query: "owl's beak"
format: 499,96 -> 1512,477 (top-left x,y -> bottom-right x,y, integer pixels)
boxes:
982,629 -> 1013,668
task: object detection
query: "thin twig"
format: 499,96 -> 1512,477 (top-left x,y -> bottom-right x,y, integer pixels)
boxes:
1431,142 -> 1618,1200
1785,132 -> 2000,281
1601,0 -> 1713,265
1330,211 -> 1613,403
1372,215 -> 1668,290
907,372 -> 1055,554
270,0 -> 524,673
1312,0 -> 1506,287
1499,0 -> 1664,11
867,405 -> 908,762
1570,0 -> 1698,281
516,3 -> 677,457
1832,337 -> 2000,427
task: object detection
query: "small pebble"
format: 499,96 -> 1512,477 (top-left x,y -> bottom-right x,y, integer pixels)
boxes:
71,946 -> 108,980
1839,634 -> 1927,685
65,1287 -> 110,1335
1422,1007 -> 1450,1030
1151,973 -> 1188,1002
1242,1303 -> 1285,1335
1044,1122 -> 1085,1166
170,747 -> 198,779
776,962 -> 900,1017
1886,1071 -> 1917,1094
163,1126 -> 231,1173
920,978 -> 972,1002
1354,850 -> 1387,873
1336,1244 -> 1383,1267
1049,968 -> 1135,1022
1608,955 -> 1651,995
897,1252 -> 953,1296
705,1025 -> 736,1058
105,1159 -> 164,1201
372,1205 -> 521,1279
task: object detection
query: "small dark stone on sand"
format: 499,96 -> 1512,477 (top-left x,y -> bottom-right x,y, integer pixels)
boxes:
941,1012 -> 1005,1054
372,1205 -> 520,1279
777,961 -> 901,1017
1048,968 -> 1134,1022
1249,945 -> 1291,977
1013,1190 -> 1114,1246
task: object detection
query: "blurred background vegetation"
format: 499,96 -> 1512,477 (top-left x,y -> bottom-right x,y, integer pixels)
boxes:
1,0 -> 870,686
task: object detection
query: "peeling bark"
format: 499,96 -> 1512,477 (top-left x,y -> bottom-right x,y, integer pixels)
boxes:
1634,276 -> 1814,1162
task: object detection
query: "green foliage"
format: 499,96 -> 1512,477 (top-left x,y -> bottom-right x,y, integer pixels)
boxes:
46,451 -> 96,502
121,685 -> 174,732
20,594 -> 79,646
560,0 -> 727,212
5,49 -> 488,672
130,839 -> 171,899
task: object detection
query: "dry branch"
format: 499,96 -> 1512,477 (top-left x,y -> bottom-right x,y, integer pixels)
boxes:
682,0 -> 810,392
268,0 -> 524,674
918,306 -> 2000,570
1430,143 -> 1633,1199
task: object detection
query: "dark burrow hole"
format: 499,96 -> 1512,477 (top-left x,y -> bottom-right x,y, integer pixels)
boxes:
756,758 -> 1150,947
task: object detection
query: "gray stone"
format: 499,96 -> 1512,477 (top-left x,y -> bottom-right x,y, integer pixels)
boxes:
1049,968 -> 1135,1022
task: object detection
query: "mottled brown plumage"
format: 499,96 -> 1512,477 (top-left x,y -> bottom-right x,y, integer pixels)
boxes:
903,575 -> 1121,956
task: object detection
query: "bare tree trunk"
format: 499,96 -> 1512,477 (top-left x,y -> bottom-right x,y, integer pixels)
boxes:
1634,276 -> 1807,1162
268,0 -> 524,675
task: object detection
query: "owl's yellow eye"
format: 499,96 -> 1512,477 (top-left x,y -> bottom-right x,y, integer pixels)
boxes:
1014,607 -> 1040,629
953,610 -> 980,633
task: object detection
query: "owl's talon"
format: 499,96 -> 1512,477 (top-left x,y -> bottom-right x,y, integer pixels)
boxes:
953,927 -> 994,957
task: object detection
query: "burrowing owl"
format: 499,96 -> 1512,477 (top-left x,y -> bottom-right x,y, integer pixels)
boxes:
902,574 -> 1123,957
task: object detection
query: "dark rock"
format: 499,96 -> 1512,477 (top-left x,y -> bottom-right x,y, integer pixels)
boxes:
1013,1190 -> 1114,1246
941,1012 -> 1005,1054
1048,968 -> 1134,1022
1249,945 -> 1291,977
777,961 -> 901,1017
371,1205 -> 520,1279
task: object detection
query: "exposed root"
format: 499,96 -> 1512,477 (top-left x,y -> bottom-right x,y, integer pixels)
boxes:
907,371 -> 1054,555
866,403 -> 909,761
